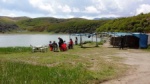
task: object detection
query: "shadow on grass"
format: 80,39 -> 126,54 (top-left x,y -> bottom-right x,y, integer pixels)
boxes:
107,46 -> 139,50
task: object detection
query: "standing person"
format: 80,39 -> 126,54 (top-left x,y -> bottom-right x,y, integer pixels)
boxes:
119,36 -> 124,50
68,38 -> 73,49
58,37 -> 64,51
75,37 -> 78,45
49,41 -> 53,51
52,41 -> 58,52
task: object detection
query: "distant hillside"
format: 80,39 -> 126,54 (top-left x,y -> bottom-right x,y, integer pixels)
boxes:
97,13 -> 150,33
0,16 -> 108,33
1,13 -> 150,33
0,16 -> 30,22
0,16 -> 19,33
94,17 -> 116,20
16,17 -> 108,33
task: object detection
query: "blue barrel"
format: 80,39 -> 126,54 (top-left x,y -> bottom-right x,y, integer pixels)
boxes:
133,33 -> 148,48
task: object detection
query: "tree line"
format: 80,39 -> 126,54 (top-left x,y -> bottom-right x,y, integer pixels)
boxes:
16,17 -> 108,33
97,13 -> 150,33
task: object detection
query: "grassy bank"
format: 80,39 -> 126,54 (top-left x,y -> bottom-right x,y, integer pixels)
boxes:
0,60 -> 92,84
0,47 -> 31,54
0,45 -> 127,84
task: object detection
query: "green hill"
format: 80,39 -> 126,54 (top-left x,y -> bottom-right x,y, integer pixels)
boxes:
97,13 -> 150,33
0,16 -> 20,33
16,17 -> 107,33
1,13 -> 150,33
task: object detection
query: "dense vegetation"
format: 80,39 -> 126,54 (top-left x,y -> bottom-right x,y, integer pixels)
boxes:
16,18 -> 107,33
97,13 -> 150,33
1,13 -> 150,33
0,17 -> 18,33
0,16 -> 108,33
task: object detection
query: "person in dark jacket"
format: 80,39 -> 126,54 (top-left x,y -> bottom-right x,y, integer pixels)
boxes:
119,36 -> 124,50
75,37 -> 78,45
58,37 -> 64,51
52,41 -> 58,52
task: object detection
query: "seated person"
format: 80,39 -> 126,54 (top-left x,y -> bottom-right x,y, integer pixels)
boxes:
49,41 -> 53,51
52,41 -> 58,52
61,43 -> 67,51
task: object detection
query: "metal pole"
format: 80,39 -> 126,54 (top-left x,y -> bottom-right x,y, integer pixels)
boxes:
80,34 -> 83,47
91,34 -> 93,42
96,33 -> 98,47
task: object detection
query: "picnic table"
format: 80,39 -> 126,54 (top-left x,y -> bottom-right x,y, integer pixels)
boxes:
30,45 -> 48,52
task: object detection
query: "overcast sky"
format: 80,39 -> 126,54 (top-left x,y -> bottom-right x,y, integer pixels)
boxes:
0,0 -> 150,19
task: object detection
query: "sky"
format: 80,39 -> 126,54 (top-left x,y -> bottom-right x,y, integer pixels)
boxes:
0,0 -> 150,19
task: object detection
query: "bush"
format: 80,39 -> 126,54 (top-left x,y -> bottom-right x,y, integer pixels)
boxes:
98,40 -> 106,45
83,41 -> 93,44
0,47 -> 31,54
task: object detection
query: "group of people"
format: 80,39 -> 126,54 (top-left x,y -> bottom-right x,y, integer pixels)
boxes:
49,37 -> 78,52
49,41 -> 58,52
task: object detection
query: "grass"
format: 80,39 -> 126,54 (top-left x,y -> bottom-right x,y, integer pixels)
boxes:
0,45 -> 127,84
0,47 -> 31,54
0,60 -> 92,84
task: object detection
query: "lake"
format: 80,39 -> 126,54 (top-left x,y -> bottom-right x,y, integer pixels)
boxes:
0,34 -> 100,47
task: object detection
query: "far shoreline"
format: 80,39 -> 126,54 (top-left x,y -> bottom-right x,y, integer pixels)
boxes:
0,31 -> 69,35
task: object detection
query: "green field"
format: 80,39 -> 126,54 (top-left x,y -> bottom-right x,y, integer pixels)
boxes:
0,45 -> 127,84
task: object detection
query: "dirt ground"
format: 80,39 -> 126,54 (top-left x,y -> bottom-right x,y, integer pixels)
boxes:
102,42 -> 150,84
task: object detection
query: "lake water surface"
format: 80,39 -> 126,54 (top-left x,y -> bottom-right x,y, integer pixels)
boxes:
0,34 -> 100,47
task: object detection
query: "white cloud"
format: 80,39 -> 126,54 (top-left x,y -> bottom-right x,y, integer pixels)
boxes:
0,9 -> 16,17
2,0 -> 7,2
40,4 -> 55,13
136,4 -> 150,15
92,0 -> 119,11
58,5 -> 72,13
84,6 -> 100,13
29,0 -> 55,14
29,0 -> 43,7
72,8 -> 80,13
0,0 -> 150,19
2,0 -> 13,3
81,16 -> 94,20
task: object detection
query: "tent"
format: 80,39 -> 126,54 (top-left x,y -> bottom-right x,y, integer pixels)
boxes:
133,33 -> 148,48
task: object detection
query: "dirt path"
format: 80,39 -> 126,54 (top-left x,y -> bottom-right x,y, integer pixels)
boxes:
102,42 -> 150,84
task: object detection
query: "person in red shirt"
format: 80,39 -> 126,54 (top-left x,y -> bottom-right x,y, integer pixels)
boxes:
49,41 -> 53,51
68,38 -> 73,49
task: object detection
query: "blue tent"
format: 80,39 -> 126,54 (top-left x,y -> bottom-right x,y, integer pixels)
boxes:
132,33 -> 148,48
